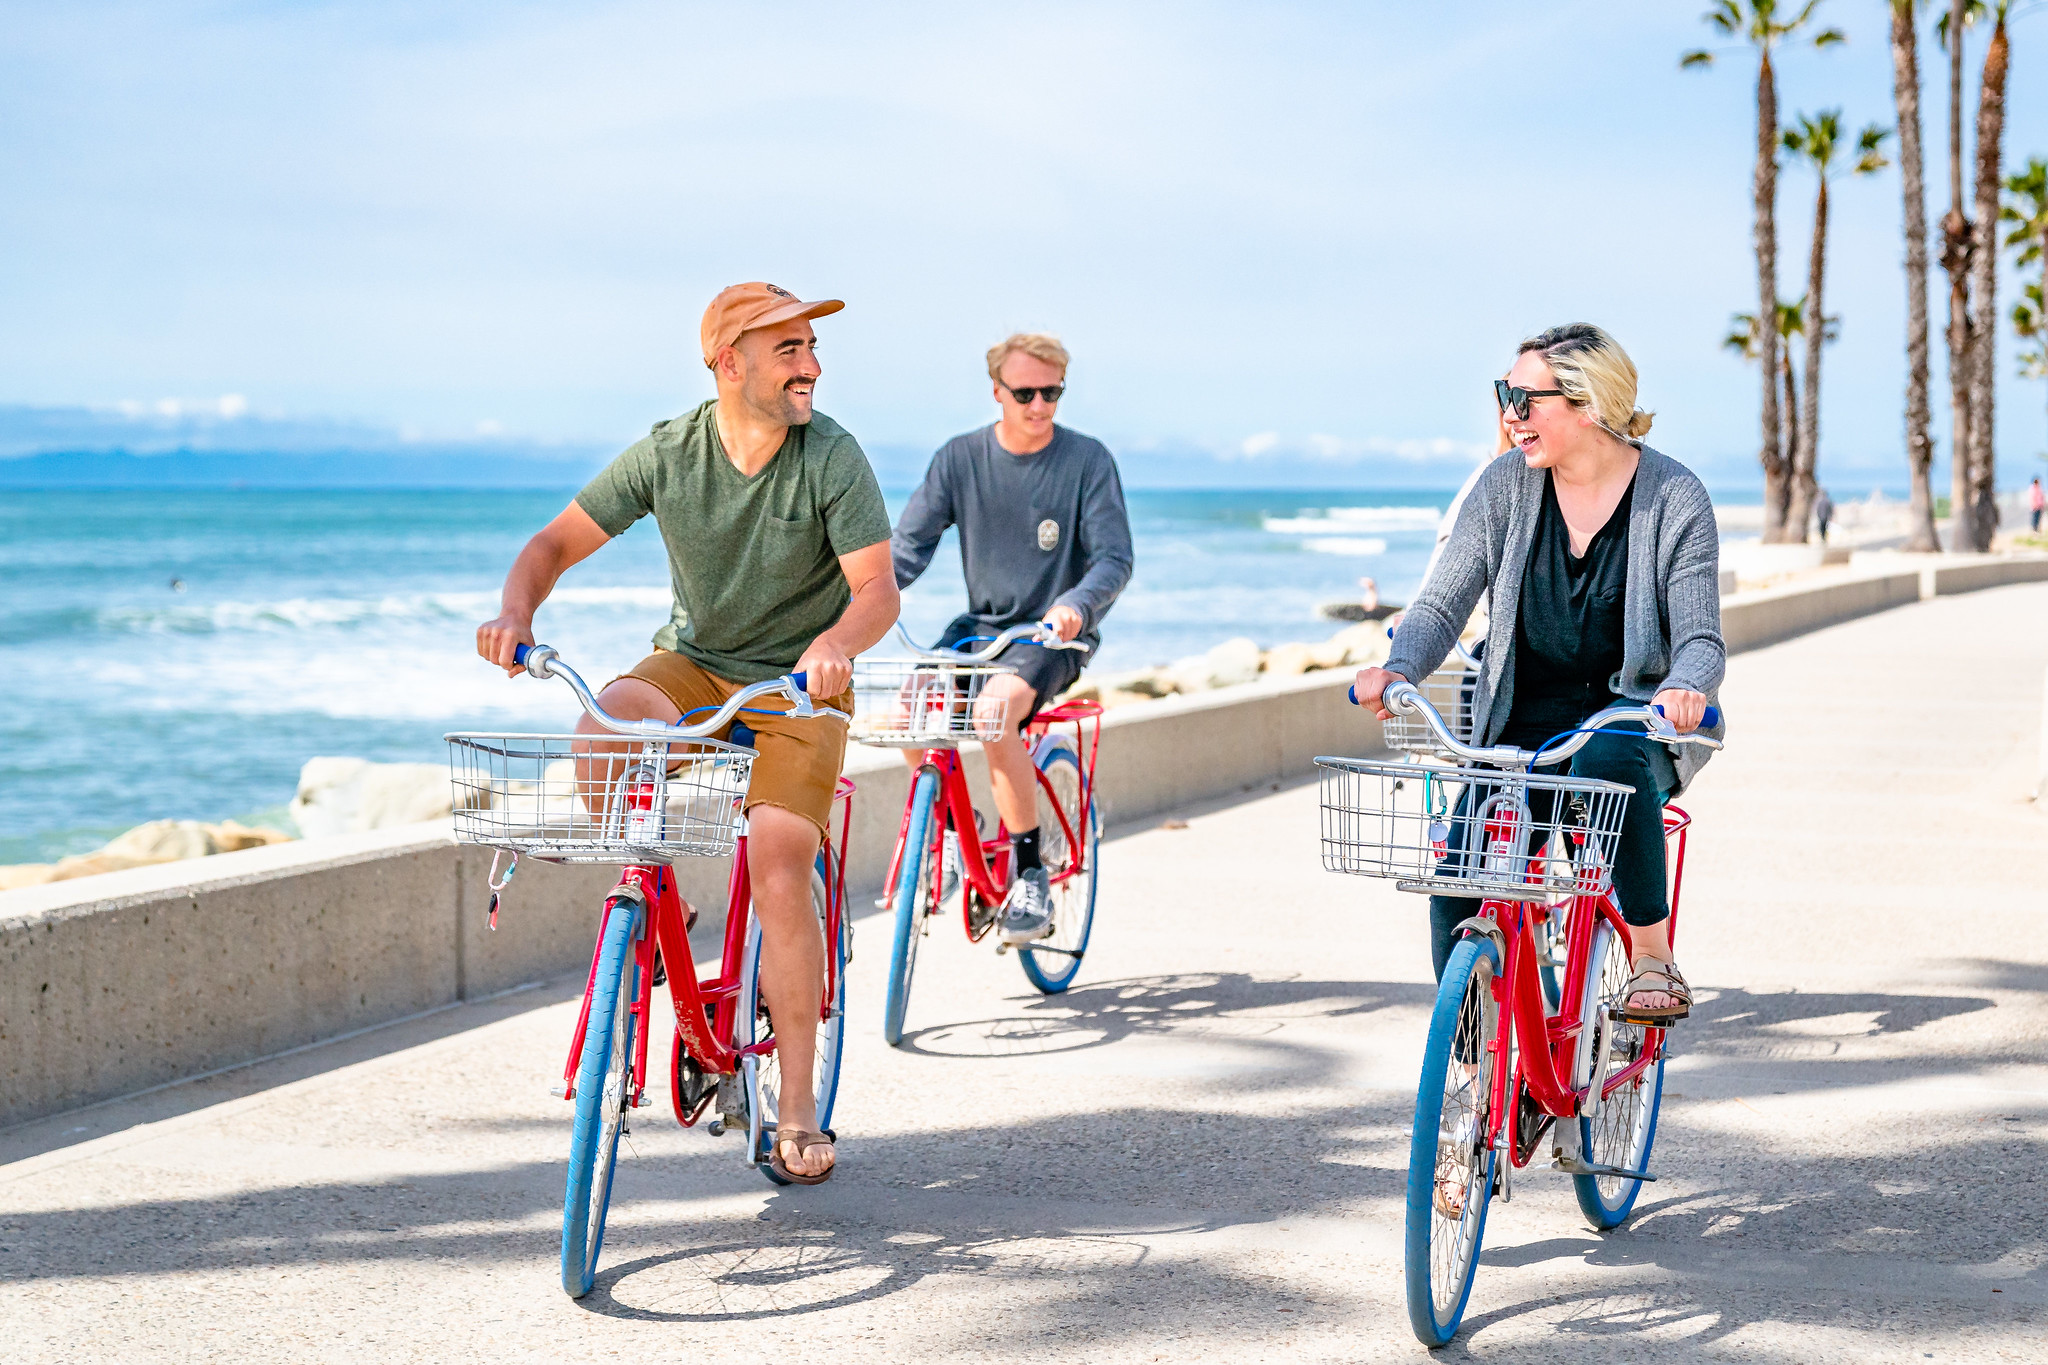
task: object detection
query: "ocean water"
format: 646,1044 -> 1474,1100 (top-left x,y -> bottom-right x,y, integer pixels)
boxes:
0,486 -> 1455,863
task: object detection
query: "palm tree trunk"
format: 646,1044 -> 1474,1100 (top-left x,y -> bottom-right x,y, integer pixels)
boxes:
1782,348 -> 1801,504
1787,181 -> 1828,543
1756,52 -> 1787,541
1893,0 -> 1942,552
1942,0 -> 1974,549
1963,14 -> 2008,552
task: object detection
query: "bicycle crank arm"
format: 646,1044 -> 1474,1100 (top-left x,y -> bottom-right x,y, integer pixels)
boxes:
1552,1155 -> 1657,1182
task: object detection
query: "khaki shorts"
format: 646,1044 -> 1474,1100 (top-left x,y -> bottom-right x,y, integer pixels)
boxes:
616,650 -> 852,837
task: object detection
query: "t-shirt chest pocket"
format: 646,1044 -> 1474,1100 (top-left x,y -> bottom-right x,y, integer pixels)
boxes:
759,512 -> 826,582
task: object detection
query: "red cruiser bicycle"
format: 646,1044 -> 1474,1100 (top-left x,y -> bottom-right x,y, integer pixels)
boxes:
1319,680 -> 1720,1345
447,643 -> 853,1298
853,623 -> 1103,1046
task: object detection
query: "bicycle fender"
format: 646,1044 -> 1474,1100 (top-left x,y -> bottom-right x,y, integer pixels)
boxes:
605,879 -> 650,908
1453,915 -> 1506,959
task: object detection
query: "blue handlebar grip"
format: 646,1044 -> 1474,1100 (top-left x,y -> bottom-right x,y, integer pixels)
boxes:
1653,702 -> 1721,727
1348,685 -> 1358,706
791,670 -> 808,692
513,643 -> 532,667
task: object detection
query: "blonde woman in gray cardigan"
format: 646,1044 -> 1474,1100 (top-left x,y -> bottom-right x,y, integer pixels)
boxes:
1353,324 -> 1724,1022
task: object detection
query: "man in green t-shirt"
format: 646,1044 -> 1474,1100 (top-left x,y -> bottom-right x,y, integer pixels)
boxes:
477,282 -> 898,1184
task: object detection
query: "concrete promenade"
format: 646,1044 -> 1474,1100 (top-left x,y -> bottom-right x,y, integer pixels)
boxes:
3,583 -> 2045,1362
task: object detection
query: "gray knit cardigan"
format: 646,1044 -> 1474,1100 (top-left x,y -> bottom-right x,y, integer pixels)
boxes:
1385,445 -> 1726,792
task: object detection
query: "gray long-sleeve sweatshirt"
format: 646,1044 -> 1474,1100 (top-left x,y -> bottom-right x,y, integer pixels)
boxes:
891,424 -> 1135,645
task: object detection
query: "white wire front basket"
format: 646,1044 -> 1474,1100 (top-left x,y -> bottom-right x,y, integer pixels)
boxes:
446,733 -> 753,863
849,658 -> 1016,748
1382,666 -> 1477,754
1316,756 -> 1633,899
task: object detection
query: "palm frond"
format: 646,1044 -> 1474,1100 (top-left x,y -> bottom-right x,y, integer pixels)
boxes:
1681,48 -> 1718,67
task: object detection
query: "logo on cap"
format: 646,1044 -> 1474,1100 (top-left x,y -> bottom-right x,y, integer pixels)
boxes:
765,284 -> 792,298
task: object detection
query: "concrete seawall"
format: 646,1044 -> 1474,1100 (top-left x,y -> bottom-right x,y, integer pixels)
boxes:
6,553 -> 2046,1127
2,668 -> 1387,1126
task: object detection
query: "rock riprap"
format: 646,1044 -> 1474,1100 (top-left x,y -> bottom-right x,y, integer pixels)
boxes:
0,819 -> 293,890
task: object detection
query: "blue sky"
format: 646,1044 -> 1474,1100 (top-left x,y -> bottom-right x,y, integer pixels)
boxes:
4,0 -> 2045,489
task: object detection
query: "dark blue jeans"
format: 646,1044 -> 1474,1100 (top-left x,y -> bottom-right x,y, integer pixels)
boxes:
1427,732 -> 1676,981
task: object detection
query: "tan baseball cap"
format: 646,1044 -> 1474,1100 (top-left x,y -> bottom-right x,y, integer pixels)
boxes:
700,282 -> 844,366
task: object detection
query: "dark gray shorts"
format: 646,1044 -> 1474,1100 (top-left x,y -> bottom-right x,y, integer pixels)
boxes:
937,614 -> 1088,729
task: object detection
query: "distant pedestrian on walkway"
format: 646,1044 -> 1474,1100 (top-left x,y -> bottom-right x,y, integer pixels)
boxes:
2029,476 -> 2044,534
1813,486 -> 1834,542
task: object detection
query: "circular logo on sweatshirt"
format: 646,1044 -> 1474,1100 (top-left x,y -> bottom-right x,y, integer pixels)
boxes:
1037,518 -> 1060,551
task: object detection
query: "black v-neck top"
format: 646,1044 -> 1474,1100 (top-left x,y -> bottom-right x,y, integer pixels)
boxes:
1499,470 -> 1635,751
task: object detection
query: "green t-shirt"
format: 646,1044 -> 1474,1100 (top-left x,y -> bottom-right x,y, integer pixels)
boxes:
575,401 -> 892,683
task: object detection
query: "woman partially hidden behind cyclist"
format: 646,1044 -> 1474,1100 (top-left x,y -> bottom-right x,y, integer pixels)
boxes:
1353,324 -> 1725,1021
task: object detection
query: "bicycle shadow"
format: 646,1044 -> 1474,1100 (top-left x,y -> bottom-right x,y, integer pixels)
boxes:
579,1211 -> 1171,1323
898,971 -> 1436,1061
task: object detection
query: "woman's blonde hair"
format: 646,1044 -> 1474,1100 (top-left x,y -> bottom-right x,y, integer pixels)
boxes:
986,332 -> 1070,380
1518,323 -> 1653,442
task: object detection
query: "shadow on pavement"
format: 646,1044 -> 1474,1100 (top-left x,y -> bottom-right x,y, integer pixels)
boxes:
2,975 -> 2041,1355
900,970 -> 1435,1060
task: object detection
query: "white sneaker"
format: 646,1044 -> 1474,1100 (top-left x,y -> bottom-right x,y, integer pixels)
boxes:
999,867 -> 1054,944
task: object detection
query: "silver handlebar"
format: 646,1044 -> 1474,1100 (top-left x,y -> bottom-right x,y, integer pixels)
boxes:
517,644 -> 848,739
1381,680 -> 1722,770
886,620 -> 1092,663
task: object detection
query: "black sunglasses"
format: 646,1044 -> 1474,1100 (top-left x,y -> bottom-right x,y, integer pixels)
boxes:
1495,379 -> 1565,420
1000,381 -> 1066,405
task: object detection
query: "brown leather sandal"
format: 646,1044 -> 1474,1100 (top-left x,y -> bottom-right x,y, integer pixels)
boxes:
1620,959 -> 1692,1023
768,1129 -> 836,1186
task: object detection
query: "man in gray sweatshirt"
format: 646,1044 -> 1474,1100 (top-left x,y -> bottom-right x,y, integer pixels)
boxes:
892,332 -> 1134,941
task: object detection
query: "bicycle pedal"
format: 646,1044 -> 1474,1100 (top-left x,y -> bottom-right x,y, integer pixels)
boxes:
1553,1155 -> 1657,1182
1608,1007 -> 1687,1027
550,1083 -> 568,1099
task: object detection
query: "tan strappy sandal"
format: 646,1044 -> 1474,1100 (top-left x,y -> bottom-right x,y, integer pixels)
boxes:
1620,959 -> 1692,1023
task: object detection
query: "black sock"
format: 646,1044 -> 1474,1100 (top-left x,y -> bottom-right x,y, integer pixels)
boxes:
1012,828 -> 1042,873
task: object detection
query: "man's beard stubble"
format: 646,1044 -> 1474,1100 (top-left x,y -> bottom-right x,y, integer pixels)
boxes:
742,375 -> 814,428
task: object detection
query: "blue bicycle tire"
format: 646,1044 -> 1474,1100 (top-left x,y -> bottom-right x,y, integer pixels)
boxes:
744,855 -> 848,1182
1017,736 -> 1098,994
1572,918 -> 1665,1228
1404,934 -> 1500,1346
883,769 -> 940,1047
561,896 -> 641,1298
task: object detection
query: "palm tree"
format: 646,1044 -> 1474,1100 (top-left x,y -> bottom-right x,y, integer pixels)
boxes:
2005,158 -> 2048,457
1935,0 -> 1992,548
1781,113 -> 1891,539
1684,2 -> 1845,543
1961,1 -> 2011,551
1890,0 -> 1943,552
1725,299 -> 1814,473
